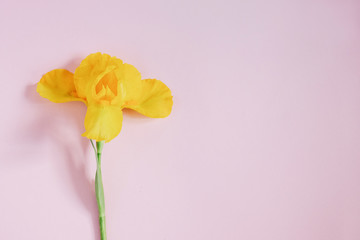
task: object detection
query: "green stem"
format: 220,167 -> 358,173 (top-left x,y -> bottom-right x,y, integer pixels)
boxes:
94,141 -> 106,240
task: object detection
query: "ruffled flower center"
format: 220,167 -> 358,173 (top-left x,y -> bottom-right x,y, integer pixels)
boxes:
95,71 -> 118,101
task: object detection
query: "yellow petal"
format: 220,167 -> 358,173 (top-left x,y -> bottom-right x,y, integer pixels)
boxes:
82,104 -> 123,142
125,79 -> 173,118
74,52 -> 123,101
37,69 -> 85,103
113,63 -> 142,105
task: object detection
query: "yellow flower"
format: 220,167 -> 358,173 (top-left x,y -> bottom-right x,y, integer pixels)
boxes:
37,52 -> 173,142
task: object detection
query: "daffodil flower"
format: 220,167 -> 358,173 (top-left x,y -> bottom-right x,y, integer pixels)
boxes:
36,52 -> 173,240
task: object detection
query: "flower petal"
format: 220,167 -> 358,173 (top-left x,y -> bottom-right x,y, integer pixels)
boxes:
112,63 -> 142,105
37,69 -> 85,103
82,105 -> 123,142
74,52 -> 123,100
124,79 -> 173,118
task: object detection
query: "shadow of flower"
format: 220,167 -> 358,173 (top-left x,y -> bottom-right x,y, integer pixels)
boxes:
24,82 -> 100,239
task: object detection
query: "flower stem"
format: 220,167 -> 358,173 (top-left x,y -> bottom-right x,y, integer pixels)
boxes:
94,140 -> 106,240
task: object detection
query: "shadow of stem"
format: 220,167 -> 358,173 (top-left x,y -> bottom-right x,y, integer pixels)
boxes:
25,82 -> 101,239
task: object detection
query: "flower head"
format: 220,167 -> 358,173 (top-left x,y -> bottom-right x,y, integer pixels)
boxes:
37,52 -> 173,142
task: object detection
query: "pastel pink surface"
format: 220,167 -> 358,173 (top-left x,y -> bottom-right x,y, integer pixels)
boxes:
1,0 -> 360,239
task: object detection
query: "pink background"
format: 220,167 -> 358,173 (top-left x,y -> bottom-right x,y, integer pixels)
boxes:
1,0 -> 360,239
